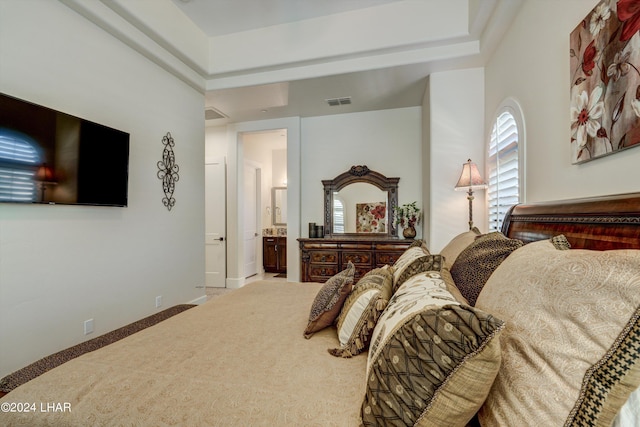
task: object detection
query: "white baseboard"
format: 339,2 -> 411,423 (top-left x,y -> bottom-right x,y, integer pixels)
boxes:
225,277 -> 245,289
189,295 -> 208,305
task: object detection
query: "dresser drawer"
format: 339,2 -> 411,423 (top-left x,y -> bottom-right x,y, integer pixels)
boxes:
310,265 -> 369,282
376,251 -> 404,266
298,238 -> 412,283
342,251 -> 373,266
310,251 -> 338,264
308,265 -> 339,281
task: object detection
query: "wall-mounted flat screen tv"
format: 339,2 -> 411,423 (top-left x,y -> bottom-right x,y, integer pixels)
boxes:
0,93 -> 129,207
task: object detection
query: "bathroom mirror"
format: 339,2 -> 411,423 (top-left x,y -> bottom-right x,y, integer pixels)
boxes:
272,187 -> 287,225
323,165 -> 399,237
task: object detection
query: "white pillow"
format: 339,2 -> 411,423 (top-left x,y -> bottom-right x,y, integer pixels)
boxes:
613,385 -> 640,427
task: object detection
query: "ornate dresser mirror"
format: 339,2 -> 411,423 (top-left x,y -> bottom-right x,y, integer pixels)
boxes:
298,166 -> 407,282
322,165 -> 399,237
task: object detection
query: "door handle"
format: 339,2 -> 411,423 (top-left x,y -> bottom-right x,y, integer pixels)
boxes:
218,237 -> 225,241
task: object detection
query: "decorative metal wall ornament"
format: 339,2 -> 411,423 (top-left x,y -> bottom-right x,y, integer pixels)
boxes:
157,132 -> 180,211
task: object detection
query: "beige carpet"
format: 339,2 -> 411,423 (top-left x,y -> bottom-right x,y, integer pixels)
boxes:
205,273 -> 286,301
205,286 -> 235,301
0,304 -> 196,393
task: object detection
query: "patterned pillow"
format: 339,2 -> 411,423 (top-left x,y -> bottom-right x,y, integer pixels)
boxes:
440,266 -> 469,306
450,232 -> 523,306
439,227 -> 482,269
551,234 -> 572,250
476,240 -> 640,427
408,239 -> 429,251
303,262 -> 355,339
328,266 -> 394,358
392,246 -> 442,291
362,271 -> 505,426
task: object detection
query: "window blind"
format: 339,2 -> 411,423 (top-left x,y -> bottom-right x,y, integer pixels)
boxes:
333,198 -> 345,233
488,111 -> 519,231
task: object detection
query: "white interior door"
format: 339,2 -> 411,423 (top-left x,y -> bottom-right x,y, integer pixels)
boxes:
205,157 -> 226,288
243,162 -> 258,278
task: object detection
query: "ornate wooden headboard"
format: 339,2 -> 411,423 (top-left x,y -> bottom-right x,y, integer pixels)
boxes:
501,192 -> 640,250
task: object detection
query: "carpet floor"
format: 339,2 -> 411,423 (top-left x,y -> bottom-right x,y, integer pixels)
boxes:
0,304 -> 196,394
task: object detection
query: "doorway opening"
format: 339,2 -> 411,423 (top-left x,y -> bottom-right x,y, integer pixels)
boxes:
241,129 -> 288,280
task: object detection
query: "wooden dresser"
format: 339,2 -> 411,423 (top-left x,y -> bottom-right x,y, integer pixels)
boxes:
298,237 -> 413,282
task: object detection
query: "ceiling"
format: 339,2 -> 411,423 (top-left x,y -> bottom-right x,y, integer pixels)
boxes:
170,0 -> 522,125
173,0 -> 403,37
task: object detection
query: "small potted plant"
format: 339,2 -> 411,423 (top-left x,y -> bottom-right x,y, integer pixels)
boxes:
393,201 -> 421,238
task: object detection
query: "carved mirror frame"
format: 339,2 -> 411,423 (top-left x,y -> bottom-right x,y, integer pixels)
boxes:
323,165 -> 399,237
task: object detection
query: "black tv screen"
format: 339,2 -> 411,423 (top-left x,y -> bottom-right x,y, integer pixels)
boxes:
0,93 -> 129,207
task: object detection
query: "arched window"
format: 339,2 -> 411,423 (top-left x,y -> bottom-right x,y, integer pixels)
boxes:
487,99 -> 525,231
0,129 -> 41,202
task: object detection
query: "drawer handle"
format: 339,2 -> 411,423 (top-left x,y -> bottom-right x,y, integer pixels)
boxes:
353,256 -> 361,263
321,256 -> 326,262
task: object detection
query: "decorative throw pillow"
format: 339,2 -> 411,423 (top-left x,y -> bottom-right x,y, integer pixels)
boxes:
408,239 -> 429,251
550,234 -> 571,250
613,385 -> 640,426
450,232 -> 523,306
328,266 -> 394,358
475,240 -> 640,427
303,262 -> 355,339
362,271 -> 505,427
439,227 -> 482,268
391,246 -> 442,291
440,266 -> 469,306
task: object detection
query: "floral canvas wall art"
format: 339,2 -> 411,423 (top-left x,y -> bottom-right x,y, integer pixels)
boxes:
356,202 -> 386,233
570,0 -> 640,164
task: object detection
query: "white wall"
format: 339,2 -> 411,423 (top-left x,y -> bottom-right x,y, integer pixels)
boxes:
425,68 -> 486,252
244,134 -> 273,233
301,107 -> 423,238
0,1 -> 205,377
272,149 -> 287,188
422,78 -> 432,245
485,0 -> 640,202
205,126 -> 228,158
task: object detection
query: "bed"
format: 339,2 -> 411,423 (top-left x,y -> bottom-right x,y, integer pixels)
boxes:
1,192 -> 639,426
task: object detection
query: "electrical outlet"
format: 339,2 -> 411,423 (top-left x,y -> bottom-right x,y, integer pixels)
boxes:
84,319 -> 94,335
155,295 -> 162,308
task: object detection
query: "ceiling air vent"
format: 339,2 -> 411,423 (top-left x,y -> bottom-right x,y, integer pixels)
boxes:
205,107 -> 227,120
326,97 -> 352,106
